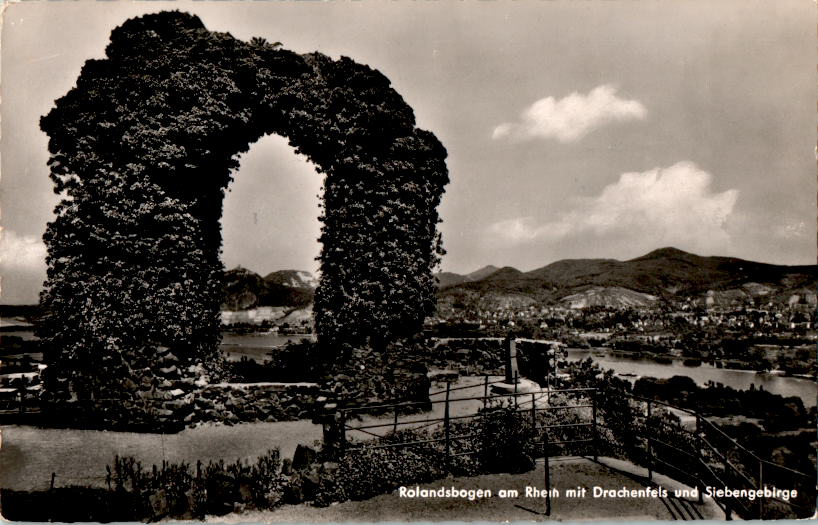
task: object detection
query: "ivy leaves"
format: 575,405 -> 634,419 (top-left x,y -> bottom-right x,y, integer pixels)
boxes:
39,10 -> 448,418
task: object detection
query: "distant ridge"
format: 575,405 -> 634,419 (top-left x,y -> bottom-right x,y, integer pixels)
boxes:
436,265 -> 501,288
466,265 -> 501,281
437,247 -> 817,309
222,267 -> 314,310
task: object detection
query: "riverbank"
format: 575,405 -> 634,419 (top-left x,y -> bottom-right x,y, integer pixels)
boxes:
567,348 -> 816,406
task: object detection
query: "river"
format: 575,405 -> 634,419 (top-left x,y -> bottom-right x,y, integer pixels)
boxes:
220,332 -> 315,361
6,328 -> 814,407
567,348 -> 816,407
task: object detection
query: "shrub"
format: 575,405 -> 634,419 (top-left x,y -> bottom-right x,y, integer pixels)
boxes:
314,402 -> 537,506
108,449 -> 286,520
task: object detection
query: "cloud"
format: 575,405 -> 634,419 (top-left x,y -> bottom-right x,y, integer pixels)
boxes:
489,162 -> 739,255
0,229 -> 47,272
0,229 -> 47,304
492,85 -> 647,143
775,221 -> 807,240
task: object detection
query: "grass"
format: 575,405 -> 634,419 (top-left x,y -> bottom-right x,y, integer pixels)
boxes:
0,420 -> 323,491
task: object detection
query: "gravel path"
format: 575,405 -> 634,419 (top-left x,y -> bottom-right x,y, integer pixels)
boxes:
0,420 -> 323,491
0,375 -> 485,491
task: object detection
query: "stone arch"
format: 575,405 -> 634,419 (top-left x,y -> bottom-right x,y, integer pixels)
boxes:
38,11 -> 448,426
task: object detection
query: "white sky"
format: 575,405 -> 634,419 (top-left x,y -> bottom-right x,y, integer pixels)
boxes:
1,0 -> 815,303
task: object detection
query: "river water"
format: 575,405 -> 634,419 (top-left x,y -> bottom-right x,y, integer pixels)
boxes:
6,328 -> 813,407
567,348 -> 816,407
220,332 -> 315,361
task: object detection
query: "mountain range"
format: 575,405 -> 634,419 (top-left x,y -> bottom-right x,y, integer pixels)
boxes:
222,267 -> 315,310
436,247 -> 817,310
221,247 -> 817,311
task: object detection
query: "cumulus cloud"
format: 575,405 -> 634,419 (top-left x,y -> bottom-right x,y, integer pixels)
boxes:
492,85 -> 647,143
0,229 -> 47,272
489,162 -> 739,254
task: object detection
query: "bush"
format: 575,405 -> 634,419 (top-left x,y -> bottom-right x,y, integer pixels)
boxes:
475,402 -> 537,474
314,402 -> 536,506
108,449 -> 286,520
229,339 -> 324,383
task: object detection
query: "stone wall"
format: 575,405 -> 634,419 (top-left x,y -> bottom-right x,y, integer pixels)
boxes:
192,382 -> 320,426
429,338 -> 505,375
41,380 -> 320,432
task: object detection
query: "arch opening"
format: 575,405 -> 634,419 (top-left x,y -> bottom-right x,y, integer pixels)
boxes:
221,134 -> 322,277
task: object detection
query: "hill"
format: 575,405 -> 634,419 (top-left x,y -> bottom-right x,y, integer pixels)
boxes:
437,248 -> 817,310
264,270 -> 318,290
435,265 -> 502,288
222,267 -> 314,310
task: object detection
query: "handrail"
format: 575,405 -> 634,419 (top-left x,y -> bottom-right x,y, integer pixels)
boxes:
618,391 -> 813,480
621,392 -> 699,417
339,383 -> 813,520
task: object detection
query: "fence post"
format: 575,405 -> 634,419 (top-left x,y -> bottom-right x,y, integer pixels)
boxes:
531,393 -> 536,427
757,460 -> 764,519
18,392 -> 24,414
513,370 -> 518,409
50,472 -> 56,490
444,382 -> 451,473
543,418 -> 552,516
483,375 -> 489,409
591,389 -> 598,462
339,408 -> 347,457
696,414 -> 703,503
393,403 -> 399,434
647,399 -> 653,481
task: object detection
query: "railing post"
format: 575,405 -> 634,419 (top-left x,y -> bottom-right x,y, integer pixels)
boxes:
393,403 -> 399,433
757,460 -> 764,519
339,408 -> 347,457
531,393 -> 536,427
444,382 -> 451,472
513,370 -> 518,408
696,414 -> 703,503
647,399 -> 653,481
483,375 -> 489,409
543,417 -> 552,516
591,389 -> 598,462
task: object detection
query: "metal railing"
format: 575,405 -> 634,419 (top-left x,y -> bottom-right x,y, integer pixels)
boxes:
336,381 -> 814,520
610,392 -> 815,520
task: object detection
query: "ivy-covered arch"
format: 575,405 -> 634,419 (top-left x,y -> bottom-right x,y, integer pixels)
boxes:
38,11 -> 448,425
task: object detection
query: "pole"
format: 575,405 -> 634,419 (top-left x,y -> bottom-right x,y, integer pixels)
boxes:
758,460 -> 764,519
647,399 -> 653,481
531,393 -> 536,427
544,419 -> 552,516
339,408 -> 347,457
696,414 -> 703,503
483,375 -> 489,409
444,382 -> 451,472
514,370 -> 518,409
393,404 -> 399,433
591,389 -> 598,462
